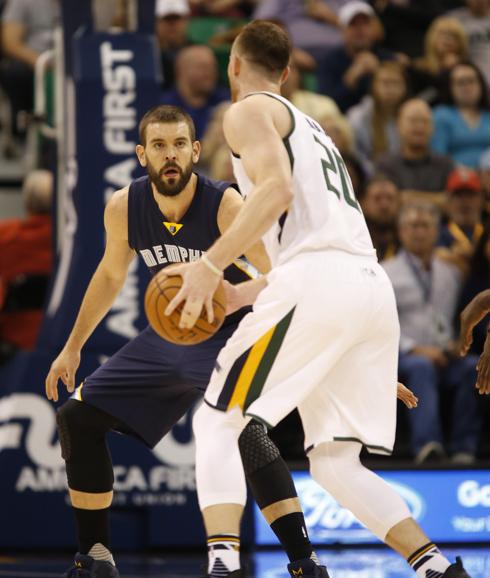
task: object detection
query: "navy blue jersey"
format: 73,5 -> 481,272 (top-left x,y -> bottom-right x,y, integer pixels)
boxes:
127,173 -> 252,325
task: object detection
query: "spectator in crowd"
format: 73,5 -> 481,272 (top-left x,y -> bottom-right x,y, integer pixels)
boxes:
383,203 -> 480,464
0,170 -> 53,365
437,167 -> 484,272
409,16 -> 468,103
162,45 -> 229,140
374,0 -> 449,59
431,61 -> 490,169
459,226 -> 490,355
253,0 -> 353,62
451,0 -> 490,89
376,98 -> 454,209
155,0 -> 191,90
0,0 -> 59,128
479,148 -> 490,220
282,61 -> 341,123
318,1 -> 394,113
360,174 -> 401,261
348,60 -> 407,174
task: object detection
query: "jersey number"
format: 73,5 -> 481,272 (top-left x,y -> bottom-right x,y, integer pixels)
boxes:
313,135 -> 360,212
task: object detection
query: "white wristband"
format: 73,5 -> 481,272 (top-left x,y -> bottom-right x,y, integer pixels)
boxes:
201,254 -> 223,276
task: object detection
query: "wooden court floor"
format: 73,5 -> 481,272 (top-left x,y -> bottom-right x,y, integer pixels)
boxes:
0,547 -> 488,577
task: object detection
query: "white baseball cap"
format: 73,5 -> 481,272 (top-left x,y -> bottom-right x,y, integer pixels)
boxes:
156,0 -> 190,18
339,1 -> 375,26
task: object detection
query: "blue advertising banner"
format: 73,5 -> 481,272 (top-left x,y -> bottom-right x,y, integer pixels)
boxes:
255,470 -> 490,545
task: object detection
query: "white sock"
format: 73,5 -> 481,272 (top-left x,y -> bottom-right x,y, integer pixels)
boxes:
408,543 -> 450,578
87,543 -> 115,566
207,535 -> 240,577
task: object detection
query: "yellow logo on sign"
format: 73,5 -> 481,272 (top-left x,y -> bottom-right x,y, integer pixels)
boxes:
163,222 -> 183,236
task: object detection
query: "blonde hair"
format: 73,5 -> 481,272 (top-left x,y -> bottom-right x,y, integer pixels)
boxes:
420,17 -> 468,74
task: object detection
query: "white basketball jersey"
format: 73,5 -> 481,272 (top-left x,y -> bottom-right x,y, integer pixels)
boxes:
231,92 -> 376,266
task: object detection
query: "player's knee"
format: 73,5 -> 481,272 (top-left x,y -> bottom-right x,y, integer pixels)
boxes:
308,442 -> 361,489
238,421 -> 297,509
238,420 -> 280,476
56,400 -> 111,462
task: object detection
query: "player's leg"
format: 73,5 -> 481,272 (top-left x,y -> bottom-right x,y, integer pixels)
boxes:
194,403 -> 322,578
301,290 -> 471,578
58,326 -> 201,577
194,404 -> 247,578
197,258 -> 348,578
57,399 -> 120,576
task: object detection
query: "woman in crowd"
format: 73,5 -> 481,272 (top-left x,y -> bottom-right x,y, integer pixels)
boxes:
432,61 -> 490,169
348,60 -> 408,175
409,16 -> 468,104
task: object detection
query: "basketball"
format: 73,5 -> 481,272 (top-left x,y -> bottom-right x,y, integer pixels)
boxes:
144,271 -> 227,345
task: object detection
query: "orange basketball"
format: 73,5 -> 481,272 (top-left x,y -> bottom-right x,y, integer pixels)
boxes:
144,271 -> 227,345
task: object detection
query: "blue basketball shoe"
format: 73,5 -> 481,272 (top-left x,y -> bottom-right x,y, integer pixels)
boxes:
64,554 -> 120,577
288,558 -> 331,577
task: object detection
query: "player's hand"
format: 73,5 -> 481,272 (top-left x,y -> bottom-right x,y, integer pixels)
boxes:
163,259 -> 222,329
396,382 -> 418,409
476,333 -> 490,395
223,280 -> 242,315
45,349 -> 81,402
459,298 -> 489,356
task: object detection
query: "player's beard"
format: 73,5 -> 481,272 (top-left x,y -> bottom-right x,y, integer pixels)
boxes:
147,158 -> 194,197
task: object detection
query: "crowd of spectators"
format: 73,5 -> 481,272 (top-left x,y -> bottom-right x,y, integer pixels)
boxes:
1,0 -> 490,462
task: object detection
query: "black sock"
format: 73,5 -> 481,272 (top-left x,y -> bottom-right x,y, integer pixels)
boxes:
270,512 -> 313,562
73,507 -> 110,554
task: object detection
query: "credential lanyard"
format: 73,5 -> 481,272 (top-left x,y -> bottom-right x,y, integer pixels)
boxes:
403,250 -> 432,303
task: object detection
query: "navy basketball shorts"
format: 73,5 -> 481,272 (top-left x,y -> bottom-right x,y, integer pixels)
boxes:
72,322 -> 238,448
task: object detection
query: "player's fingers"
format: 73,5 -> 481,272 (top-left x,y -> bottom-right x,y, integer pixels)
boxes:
458,324 -> 473,356
205,297 -> 214,324
45,370 -> 59,402
165,287 -> 186,316
179,299 -> 202,329
66,369 -> 76,393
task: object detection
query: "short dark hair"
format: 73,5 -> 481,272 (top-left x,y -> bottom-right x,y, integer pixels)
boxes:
235,20 -> 291,77
139,105 -> 196,145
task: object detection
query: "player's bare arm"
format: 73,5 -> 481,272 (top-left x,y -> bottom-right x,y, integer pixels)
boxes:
164,95 -> 293,327
459,289 -> 490,356
45,187 -> 135,402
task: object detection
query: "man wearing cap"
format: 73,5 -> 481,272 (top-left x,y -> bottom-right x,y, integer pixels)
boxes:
318,0 -> 394,112
155,0 -> 191,90
436,167 -> 484,272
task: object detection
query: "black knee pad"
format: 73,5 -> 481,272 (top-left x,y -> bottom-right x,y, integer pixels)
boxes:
238,420 -> 297,509
57,400 -> 116,493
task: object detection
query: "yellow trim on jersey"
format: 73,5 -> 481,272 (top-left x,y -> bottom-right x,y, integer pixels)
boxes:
228,325 -> 276,410
74,382 -> 84,401
232,258 -> 255,279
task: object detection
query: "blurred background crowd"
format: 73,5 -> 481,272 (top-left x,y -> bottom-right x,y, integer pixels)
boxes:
0,0 -> 489,466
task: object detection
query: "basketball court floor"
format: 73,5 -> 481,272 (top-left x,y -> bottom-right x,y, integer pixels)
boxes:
0,547 -> 489,577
